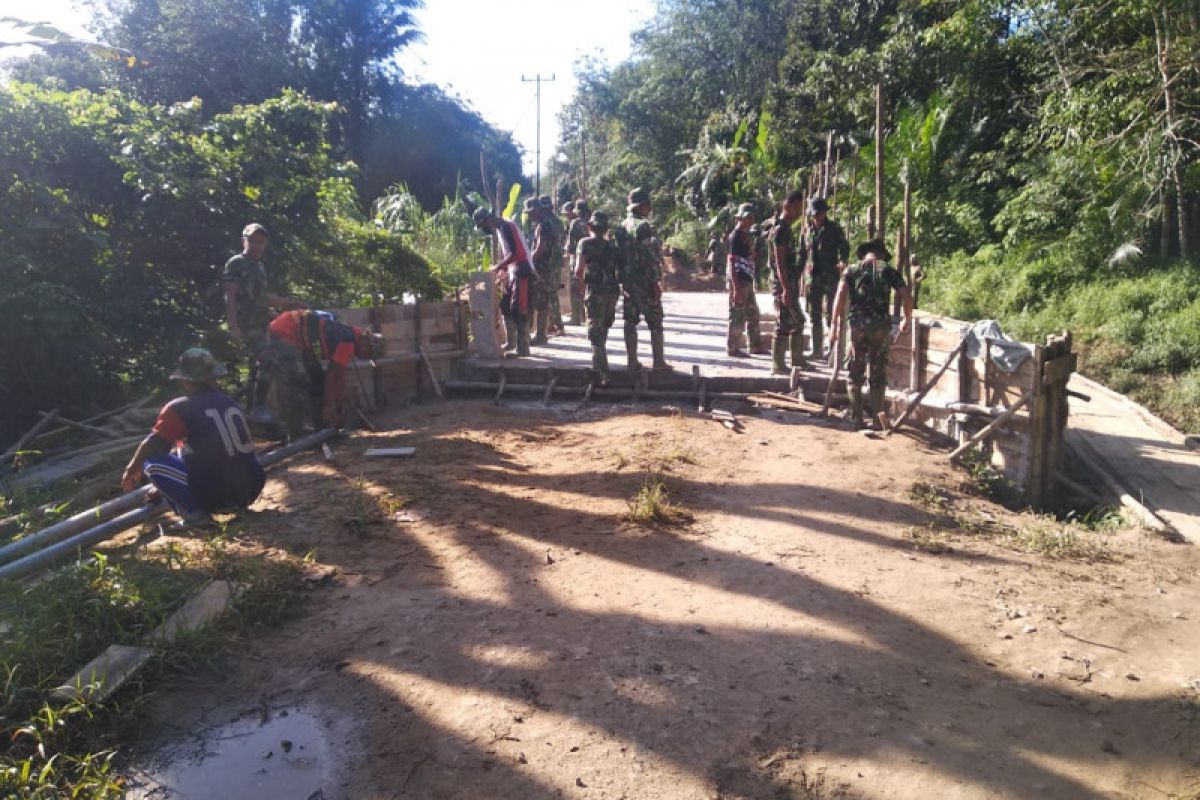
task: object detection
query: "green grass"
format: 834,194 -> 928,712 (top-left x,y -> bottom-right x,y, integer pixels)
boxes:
0,527 -> 301,797
926,253 -> 1200,433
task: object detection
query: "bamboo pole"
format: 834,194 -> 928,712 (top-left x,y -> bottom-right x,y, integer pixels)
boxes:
2,409 -> 61,463
874,82 -> 886,241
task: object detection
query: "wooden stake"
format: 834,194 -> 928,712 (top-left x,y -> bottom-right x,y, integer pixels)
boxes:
874,82 -> 886,241
418,346 -> 444,399
889,339 -> 967,435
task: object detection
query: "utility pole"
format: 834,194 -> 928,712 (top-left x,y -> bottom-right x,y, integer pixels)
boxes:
521,73 -> 556,195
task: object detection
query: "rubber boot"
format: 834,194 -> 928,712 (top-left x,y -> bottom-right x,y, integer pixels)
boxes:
651,329 -> 671,371
625,327 -> 642,370
810,314 -> 824,358
771,338 -> 789,375
503,317 -> 518,354
789,331 -> 808,370
517,318 -> 532,356
592,344 -> 610,385
849,383 -> 866,430
532,308 -> 549,346
869,383 -> 887,430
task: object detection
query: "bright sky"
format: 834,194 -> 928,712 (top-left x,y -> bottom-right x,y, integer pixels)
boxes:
2,0 -> 653,179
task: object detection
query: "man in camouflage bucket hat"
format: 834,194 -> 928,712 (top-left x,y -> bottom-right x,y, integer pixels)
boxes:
121,348 -> 265,528
768,190 -> 808,374
574,211 -> 622,384
830,238 -> 913,430
617,188 -> 670,371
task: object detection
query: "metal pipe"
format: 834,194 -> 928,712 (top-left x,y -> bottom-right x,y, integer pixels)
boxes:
0,488 -> 151,566
0,428 -> 339,580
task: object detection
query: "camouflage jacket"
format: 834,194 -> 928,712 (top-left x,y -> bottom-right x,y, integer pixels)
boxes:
842,260 -> 905,324
576,235 -> 621,293
618,214 -> 661,291
803,218 -> 849,278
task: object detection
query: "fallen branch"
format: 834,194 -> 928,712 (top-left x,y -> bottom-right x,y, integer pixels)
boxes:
2,408 -> 61,463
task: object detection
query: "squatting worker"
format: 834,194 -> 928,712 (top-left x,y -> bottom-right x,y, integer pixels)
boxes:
829,239 -> 914,430
474,207 -> 536,358
266,309 -> 385,438
574,211 -> 622,384
121,348 -> 265,528
222,223 -> 305,416
618,187 -> 671,371
726,203 -> 768,358
801,198 -> 849,357
769,190 -> 808,375
566,199 -> 595,326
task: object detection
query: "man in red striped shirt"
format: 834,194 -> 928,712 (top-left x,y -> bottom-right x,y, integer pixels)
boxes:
474,207 -> 537,357
266,309 -> 384,437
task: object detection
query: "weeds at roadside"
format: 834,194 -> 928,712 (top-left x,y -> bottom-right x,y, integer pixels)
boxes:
0,521 -> 303,798
1004,517 -> 1114,562
626,478 -> 693,527
903,524 -> 954,554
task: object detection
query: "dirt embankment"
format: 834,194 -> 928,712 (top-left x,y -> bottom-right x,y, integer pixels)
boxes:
134,401 -> 1200,799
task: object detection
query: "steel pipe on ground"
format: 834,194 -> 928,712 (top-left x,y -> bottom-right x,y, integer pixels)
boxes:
0,428 -> 339,581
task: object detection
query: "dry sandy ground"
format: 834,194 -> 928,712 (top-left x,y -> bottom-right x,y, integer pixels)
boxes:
133,400 -> 1200,799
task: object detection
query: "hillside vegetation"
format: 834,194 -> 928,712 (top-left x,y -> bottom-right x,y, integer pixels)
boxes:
550,0 -> 1200,432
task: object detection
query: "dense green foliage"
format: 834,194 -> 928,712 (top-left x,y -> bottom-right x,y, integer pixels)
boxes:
556,0 -> 1200,430
1,3 -> 524,443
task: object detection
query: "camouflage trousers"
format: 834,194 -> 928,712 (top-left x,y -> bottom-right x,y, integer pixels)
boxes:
586,290 -> 618,346
848,319 -> 891,391
533,263 -> 555,338
727,285 -> 763,352
773,289 -> 805,341
266,336 -> 324,435
549,265 -> 564,328
623,286 -> 664,332
806,272 -> 838,353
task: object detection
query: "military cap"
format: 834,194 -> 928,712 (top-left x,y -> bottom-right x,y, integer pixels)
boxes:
561,201 -> 575,215
735,202 -> 756,219
807,197 -> 829,216
241,222 -> 268,239
538,194 -> 553,208
169,347 -> 227,382
523,197 -> 540,213
856,238 -> 892,261
471,207 -> 494,228
627,187 -> 651,210
574,199 -> 590,214
587,211 -> 609,229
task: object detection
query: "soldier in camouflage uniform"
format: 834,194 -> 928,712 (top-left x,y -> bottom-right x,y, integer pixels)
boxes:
565,199 -> 591,326
618,188 -> 670,371
221,222 -> 305,419
705,231 -> 726,275
539,195 -> 566,332
526,198 -> 561,345
801,197 -> 849,357
768,191 -> 807,374
726,203 -> 767,357
574,211 -> 621,383
830,239 -> 913,429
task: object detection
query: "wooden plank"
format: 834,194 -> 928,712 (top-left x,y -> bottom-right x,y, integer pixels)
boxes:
926,325 -> 967,352
1042,352 -> 1078,387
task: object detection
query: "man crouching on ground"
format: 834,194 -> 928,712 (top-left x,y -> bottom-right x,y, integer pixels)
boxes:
121,348 -> 266,528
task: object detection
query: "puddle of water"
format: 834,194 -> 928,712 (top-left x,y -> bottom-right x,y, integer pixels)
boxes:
129,708 -> 336,800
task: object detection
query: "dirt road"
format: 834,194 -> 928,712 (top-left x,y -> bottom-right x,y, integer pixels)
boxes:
132,401 -> 1200,799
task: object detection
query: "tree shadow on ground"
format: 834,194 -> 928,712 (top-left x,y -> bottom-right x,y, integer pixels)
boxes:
153,407 -> 1199,799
